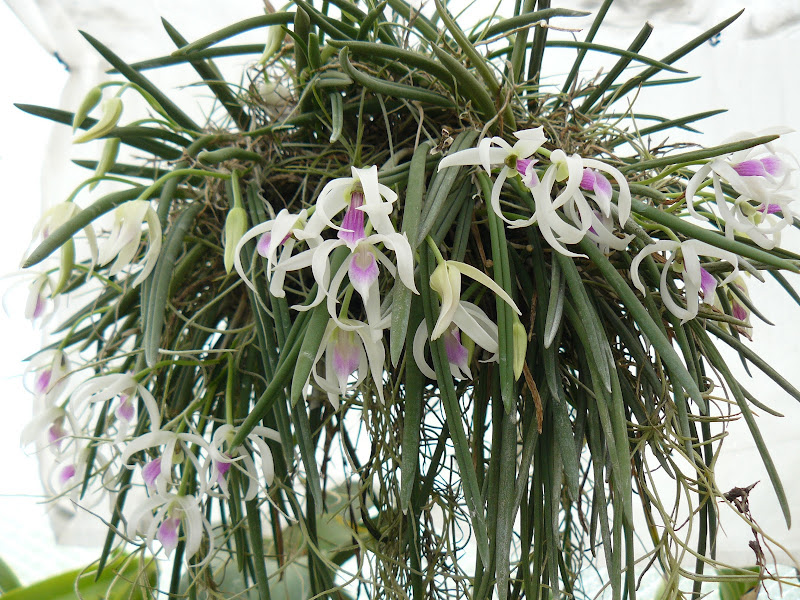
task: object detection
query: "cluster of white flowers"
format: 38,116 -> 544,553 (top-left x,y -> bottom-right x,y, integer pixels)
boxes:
18,122 -> 796,563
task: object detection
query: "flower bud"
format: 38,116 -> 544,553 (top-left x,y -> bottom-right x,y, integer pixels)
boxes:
258,79 -> 291,107
52,238 -> 75,296
320,43 -> 337,64
429,262 -> 461,340
224,207 -> 249,274
74,97 -> 123,144
259,20 -> 285,65
90,137 -> 121,190
72,86 -> 103,131
512,316 -> 527,381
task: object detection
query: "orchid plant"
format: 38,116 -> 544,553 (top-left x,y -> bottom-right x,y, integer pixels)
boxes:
13,1 -> 800,599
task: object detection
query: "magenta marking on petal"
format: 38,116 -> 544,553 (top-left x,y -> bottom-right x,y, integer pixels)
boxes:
34,370 -> 52,395
59,464 -> 76,486
758,203 -> 782,215
256,232 -> 272,257
732,159 -> 766,177
518,159 -> 539,189
594,172 -> 612,198
32,295 -> 46,320
516,158 -> 532,176
48,422 -> 66,448
115,396 -> 135,422
332,331 -> 360,382
142,458 -> 162,488
579,168 -> 596,191
732,301 -> 748,322
338,190 -> 366,244
760,155 -> 782,176
444,326 -> 469,372
699,268 -> 716,299
158,516 -> 181,556
348,247 -> 379,289
216,456 -> 232,482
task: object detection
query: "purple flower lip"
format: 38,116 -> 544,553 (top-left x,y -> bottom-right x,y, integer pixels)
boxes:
34,370 -> 52,395
332,330 -> 360,382
48,422 -> 67,449
757,203 -> 782,215
215,454 -> 233,482
59,464 -> 76,486
732,156 -> 782,177
732,301 -> 749,322
115,394 -> 134,422
142,458 -> 162,488
444,325 -> 471,377
157,516 -> 181,557
348,246 -> 379,293
699,267 -> 716,299
32,295 -> 46,319
516,158 -> 539,188
580,168 -> 612,197
256,230 -> 292,258
338,190 -> 366,244
444,327 -> 468,365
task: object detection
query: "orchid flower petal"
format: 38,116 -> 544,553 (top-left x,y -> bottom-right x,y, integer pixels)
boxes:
449,261 -> 521,316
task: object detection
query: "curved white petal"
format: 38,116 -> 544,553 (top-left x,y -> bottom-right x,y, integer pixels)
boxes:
659,254 -> 691,322
684,164 -> 713,222
582,159 -> 631,226
630,240 -> 679,295
449,261 -> 521,316
120,431 -> 176,466
430,263 -> 461,339
438,148 -> 482,171
355,325 -> 386,403
452,302 -> 498,355
132,205 -> 162,286
412,322 -> 438,379
376,232 -> 417,293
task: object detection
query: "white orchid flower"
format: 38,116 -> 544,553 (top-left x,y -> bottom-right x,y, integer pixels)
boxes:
24,271 -> 59,325
630,239 -> 739,323
120,426 -> 210,495
28,201 -> 99,268
309,318 -> 388,408
203,423 -> 281,500
45,443 -> 92,497
685,130 -> 798,249
413,301 -> 499,380
300,165 -> 398,241
127,492 -> 212,561
322,232 -> 417,333
98,200 -> 162,286
20,403 -> 82,452
428,259 -> 520,341
71,373 -> 160,442
438,130 -> 632,256
270,166 -> 416,334
276,232 -> 415,337
566,206 -> 635,255
25,349 -> 70,404
438,127 -> 547,227
524,163 -> 593,257
523,150 -> 632,256
233,208 -> 309,297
